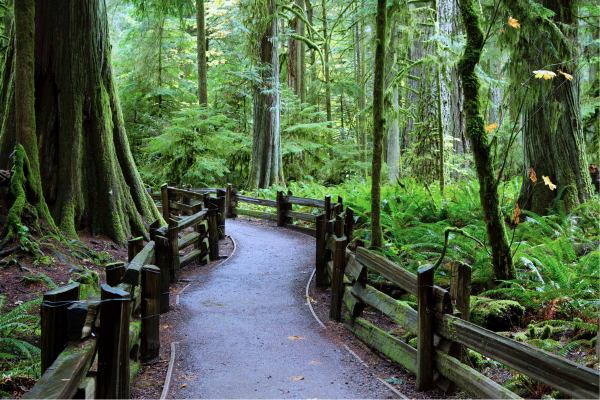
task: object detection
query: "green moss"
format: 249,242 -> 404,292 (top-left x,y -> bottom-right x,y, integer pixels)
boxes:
540,325 -> 552,340
408,337 -> 417,348
514,333 -> 527,342
470,297 -> 524,331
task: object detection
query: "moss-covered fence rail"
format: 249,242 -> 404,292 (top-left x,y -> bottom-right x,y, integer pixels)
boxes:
24,240 -> 161,399
318,207 -> 600,399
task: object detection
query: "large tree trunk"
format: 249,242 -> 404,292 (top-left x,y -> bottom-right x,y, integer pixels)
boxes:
196,0 -> 207,105
438,0 -> 466,156
287,0 -> 305,105
248,0 -> 284,189
385,20 -> 399,181
0,0 -> 161,246
371,0 -> 386,250
322,0 -> 331,127
518,0 -> 592,213
458,0 -> 515,281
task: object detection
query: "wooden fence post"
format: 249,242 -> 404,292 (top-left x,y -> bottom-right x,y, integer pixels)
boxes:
329,236 -> 347,322
105,261 -> 126,287
226,184 -> 232,218
276,190 -> 285,226
417,265 -> 434,391
161,184 -> 169,222
167,219 -> 179,283
337,195 -> 344,212
334,212 -> 344,238
285,190 -> 293,224
97,284 -> 131,399
203,193 -> 211,209
154,236 -> 171,314
315,213 -> 327,288
450,262 -> 471,321
230,185 -> 238,218
149,219 -> 161,242
182,185 -> 192,216
208,207 -> 219,261
41,283 -> 80,375
345,207 -> 354,243
324,195 -> 332,221
216,189 -> 226,239
127,237 -> 144,262
140,265 -> 160,361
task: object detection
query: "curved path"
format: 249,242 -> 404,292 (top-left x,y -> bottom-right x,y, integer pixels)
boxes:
167,219 -> 393,399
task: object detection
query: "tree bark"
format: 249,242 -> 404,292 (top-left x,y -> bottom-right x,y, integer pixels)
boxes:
196,0 -> 207,105
248,0 -> 284,189
287,0 -> 305,105
457,0 -> 515,280
518,0 -> 592,213
322,0 -> 331,127
0,0 -> 161,245
371,0 -> 386,250
385,20 -> 399,181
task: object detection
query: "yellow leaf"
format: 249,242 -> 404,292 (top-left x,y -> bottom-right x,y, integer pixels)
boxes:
509,17 -> 521,28
514,204 -> 521,224
542,176 -> 556,190
486,123 -> 498,133
308,361 -> 322,365
290,376 -> 305,381
528,167 -> 537,183
533,70 -> 556,80
558,70 -> 573,81
180,384 -> 187,388
287,335 -> 305,340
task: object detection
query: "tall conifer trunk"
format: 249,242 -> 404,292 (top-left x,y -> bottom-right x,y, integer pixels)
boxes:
196,0 -> 207,105
371,0 -> 386,250
248,0 -> 284,189
0,0 -> 161,245
518,0 -> 592,213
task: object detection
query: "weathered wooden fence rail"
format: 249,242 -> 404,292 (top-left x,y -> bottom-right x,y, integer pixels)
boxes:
25,239 -> 161,399
318,211 -> 600,399
25,186 -> 224,399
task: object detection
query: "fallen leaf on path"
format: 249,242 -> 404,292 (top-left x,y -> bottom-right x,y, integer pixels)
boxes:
287,336 -> 305,340
289,376 -> 305,381
308,361 -> 322,365
180,384 -> 187,388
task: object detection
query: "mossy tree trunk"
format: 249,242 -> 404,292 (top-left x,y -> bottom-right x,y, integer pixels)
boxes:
248,0 -> 284,189
457,0 -> 515,280
287,0 -> 305,105
0,0 -> 161,246
370,0 -> 386,250
385,20 -> 399,181
196,0 -> 207,106
321,0 -> 331,128
517,0 -> 592,213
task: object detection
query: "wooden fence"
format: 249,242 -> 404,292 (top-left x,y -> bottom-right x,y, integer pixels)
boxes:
318,208 -> 600,399
25,184 -> 600,399
24,187 -> 222,399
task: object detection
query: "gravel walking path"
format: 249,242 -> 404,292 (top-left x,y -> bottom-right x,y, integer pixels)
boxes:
166,219 -> 395,399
